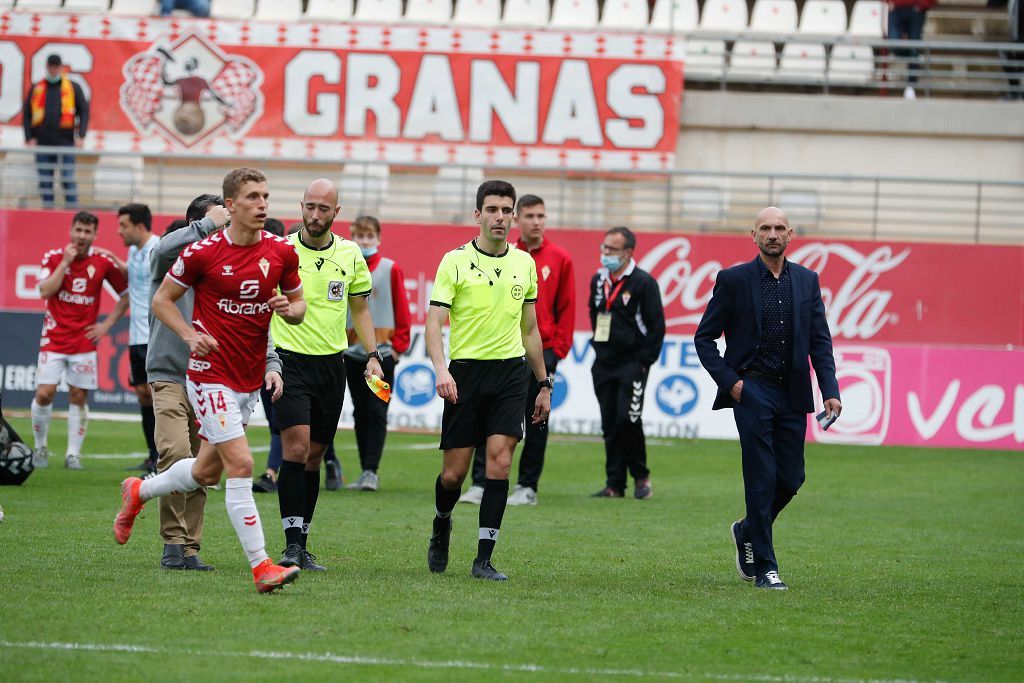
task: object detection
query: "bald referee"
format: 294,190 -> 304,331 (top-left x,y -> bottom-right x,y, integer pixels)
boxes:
425,180 -> 552,581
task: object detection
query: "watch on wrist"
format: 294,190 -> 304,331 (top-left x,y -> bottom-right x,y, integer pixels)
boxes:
368,348 -> 385,364
538,376 -> 554,390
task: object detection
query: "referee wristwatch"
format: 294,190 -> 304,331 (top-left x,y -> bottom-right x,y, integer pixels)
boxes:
538,377 -> 554,390
368,348 -> 386,364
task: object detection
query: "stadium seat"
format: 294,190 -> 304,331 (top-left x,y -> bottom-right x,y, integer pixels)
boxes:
828,44 -> 875,83
110,0 -> 153,15
452,0 -> 500,26
255,0 -> 302,20
685,39 -> 727,77
434,166 -> 484,222
600,0 -> 649,30
93,155 -> 144,208
404,0 -> 452,23
0,152 -> 38,207
681,185 -> 727,231
550,0 -> 599,29
340,163 -> 389,215
748,0 -> 798,35
848,0 -> 884,38
353,0 -> 402,22
14,0 -> 62,9
799,0 -> 847,35
729,40 -> 777,79
211,0 -> 255,20
649,0 -> 699,33
305,0 -> 354,20
502,0 -> 549,26
778,41 -> 826,80
778,189 -> 822,231
64,0 -> 111,11
699,0 -> 748,33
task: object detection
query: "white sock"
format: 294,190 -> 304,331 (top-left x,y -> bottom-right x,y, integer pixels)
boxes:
66,404 -> 88,456
31,400 -> 52,449
139,458 -> 199,501
225,478 -> 269,569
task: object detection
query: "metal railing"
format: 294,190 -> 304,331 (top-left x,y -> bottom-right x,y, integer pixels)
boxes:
3,147 -> 1022,244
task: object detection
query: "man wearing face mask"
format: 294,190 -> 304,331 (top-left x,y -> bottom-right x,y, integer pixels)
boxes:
588,227 -> 665,500
342,216 -> 412,491
22,54 -> 90,208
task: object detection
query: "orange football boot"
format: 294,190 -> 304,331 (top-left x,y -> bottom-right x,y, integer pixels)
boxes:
253,559 -> 301,594
114,477 -> 145,544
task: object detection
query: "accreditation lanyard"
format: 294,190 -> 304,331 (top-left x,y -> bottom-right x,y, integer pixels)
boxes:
595,276 -> 626,342
603,277 -> 627,312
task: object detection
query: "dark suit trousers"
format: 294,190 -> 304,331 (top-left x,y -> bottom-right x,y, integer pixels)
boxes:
733,377 -> 807,575
472,349 -> 557,490
592,360 -> 650,492
343,354 -> 396,473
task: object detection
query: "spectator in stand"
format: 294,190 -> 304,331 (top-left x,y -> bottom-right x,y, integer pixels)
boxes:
22,55 -> 89,208
888,0 -> 937,99
159,0 -> 211,17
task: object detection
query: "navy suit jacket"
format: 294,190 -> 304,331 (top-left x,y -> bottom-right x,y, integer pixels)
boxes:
694,257 -> 840,413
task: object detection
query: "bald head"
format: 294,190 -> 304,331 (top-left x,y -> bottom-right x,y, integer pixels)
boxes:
754,206 -> 788,229
752,206 -> 793,260
301,178 -> 340,240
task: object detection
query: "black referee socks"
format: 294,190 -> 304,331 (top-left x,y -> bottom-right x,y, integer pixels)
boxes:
278,460 -> 306,547
301,468 -> 320,549
477,478 -> 509,562
434,474 -> 460,518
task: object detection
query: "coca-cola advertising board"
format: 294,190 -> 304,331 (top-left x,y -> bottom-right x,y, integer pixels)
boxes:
2,209 -> 1021,450
0,12 -> 682,171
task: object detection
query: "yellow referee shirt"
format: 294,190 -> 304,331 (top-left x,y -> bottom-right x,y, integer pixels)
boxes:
429,239 -> 538,360
271,232 -> 372,355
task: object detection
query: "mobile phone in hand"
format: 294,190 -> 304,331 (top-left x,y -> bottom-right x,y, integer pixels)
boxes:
816,410 -> 838,431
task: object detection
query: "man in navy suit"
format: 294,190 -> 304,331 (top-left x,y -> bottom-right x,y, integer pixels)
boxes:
695,207 -> 842,591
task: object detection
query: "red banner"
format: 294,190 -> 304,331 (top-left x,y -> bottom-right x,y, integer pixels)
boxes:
3,209 -> 1022,347
0,12 -> 682,170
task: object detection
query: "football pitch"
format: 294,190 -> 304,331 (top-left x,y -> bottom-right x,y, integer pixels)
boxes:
0,418 -> 1020,682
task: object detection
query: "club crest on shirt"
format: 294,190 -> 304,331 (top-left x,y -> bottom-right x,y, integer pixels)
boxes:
172,257 -> 185,277
86,265 -> 96,279
328,280 -> 345,301
258,258 -> 270,278
622,292 -> 631,306
541,265 -> 551,281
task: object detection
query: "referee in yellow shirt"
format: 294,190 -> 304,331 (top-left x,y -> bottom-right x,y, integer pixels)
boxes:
425,180 -> 552,581
272,178 -> 383,571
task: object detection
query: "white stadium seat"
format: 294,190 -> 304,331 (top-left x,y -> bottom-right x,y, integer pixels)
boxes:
14,0 -> 62,9
778,41 -> 826,80
550,0 -> 599,29
729,40 -> 777,78
434,166 -> 484,222
828,44 -> 875,83
685,39 -> 727,77
748,0 -> 798,35
699,0 -> 749,33
211,0 -> 255,20
799,0 -> 848,36
305,0 -> 354,20
848,0 -> 884,37
453,0 -> 500,26
64,0 -> 111,11
404,0 -> 452,23
353,0 -> 402,21
255,0 -> 302,20
340,163 -> 389,215
649,0 -> 699,33
600,0 -> 649,30
502,0 -> 549,26
110,0 -> 153,15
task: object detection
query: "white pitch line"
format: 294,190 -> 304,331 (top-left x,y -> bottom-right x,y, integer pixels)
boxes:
0,640 -> 942,683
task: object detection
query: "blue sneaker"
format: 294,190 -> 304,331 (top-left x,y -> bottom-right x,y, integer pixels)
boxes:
731,520 -> 755,582
754,571 -> 788,591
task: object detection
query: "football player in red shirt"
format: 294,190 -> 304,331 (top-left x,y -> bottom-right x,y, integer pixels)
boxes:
32,211 -> 129,470
114,168 -> 308,594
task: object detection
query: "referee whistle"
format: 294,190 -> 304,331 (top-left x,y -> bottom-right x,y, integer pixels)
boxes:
366,374 -> 391,403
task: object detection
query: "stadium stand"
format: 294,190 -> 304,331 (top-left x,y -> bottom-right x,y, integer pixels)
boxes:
699,0 -> 749,32
352,0 -> 403,21
64,0 -> 111,11
848,0 -> 885,37
404,0 -> 453,24
452,0 -> 500,26
799,0 -> 849,35
549,0 -> 599,28
15,0 -> 62,8
501,0 -> 549,25
339,162 -> 390,215
600,0 -> 649,29
730,40 -> 779,78
304,0 -> 355,20
109,0 -> 152,14
210,0 -> 255,20
255,0 -> 302,20
778,41 -> 828,80
649,0 -> 699,32
748,0 -> 799,34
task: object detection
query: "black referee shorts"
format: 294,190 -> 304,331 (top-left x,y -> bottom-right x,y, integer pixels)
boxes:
273,348 -> 347,445
440,357 -> 529,450
128,344 -> 148,386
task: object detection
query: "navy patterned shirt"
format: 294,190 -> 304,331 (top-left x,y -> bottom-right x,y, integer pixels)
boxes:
750,257 -> 793,377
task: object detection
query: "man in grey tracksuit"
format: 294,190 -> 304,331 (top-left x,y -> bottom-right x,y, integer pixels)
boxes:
146,195 -> 284,570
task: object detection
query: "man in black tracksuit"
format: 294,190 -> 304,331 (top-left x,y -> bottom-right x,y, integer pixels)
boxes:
588,227 -> 665,500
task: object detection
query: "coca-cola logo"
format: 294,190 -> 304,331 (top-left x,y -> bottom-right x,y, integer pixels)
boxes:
637,238 -> 910,341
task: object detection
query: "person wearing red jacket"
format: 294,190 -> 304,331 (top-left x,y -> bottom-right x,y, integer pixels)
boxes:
888,0 -> 937,98
343,216 -> 412,491
460,194 -> 576,506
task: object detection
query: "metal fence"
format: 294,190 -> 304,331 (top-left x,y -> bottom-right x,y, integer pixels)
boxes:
3,147 -> 1022,244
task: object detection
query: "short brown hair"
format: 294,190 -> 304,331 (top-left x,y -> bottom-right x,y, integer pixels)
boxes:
351,215 -> 381,237
222,167 -> 267,200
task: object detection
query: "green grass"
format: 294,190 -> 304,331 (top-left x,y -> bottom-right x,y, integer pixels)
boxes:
0,418 -> 1021,682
